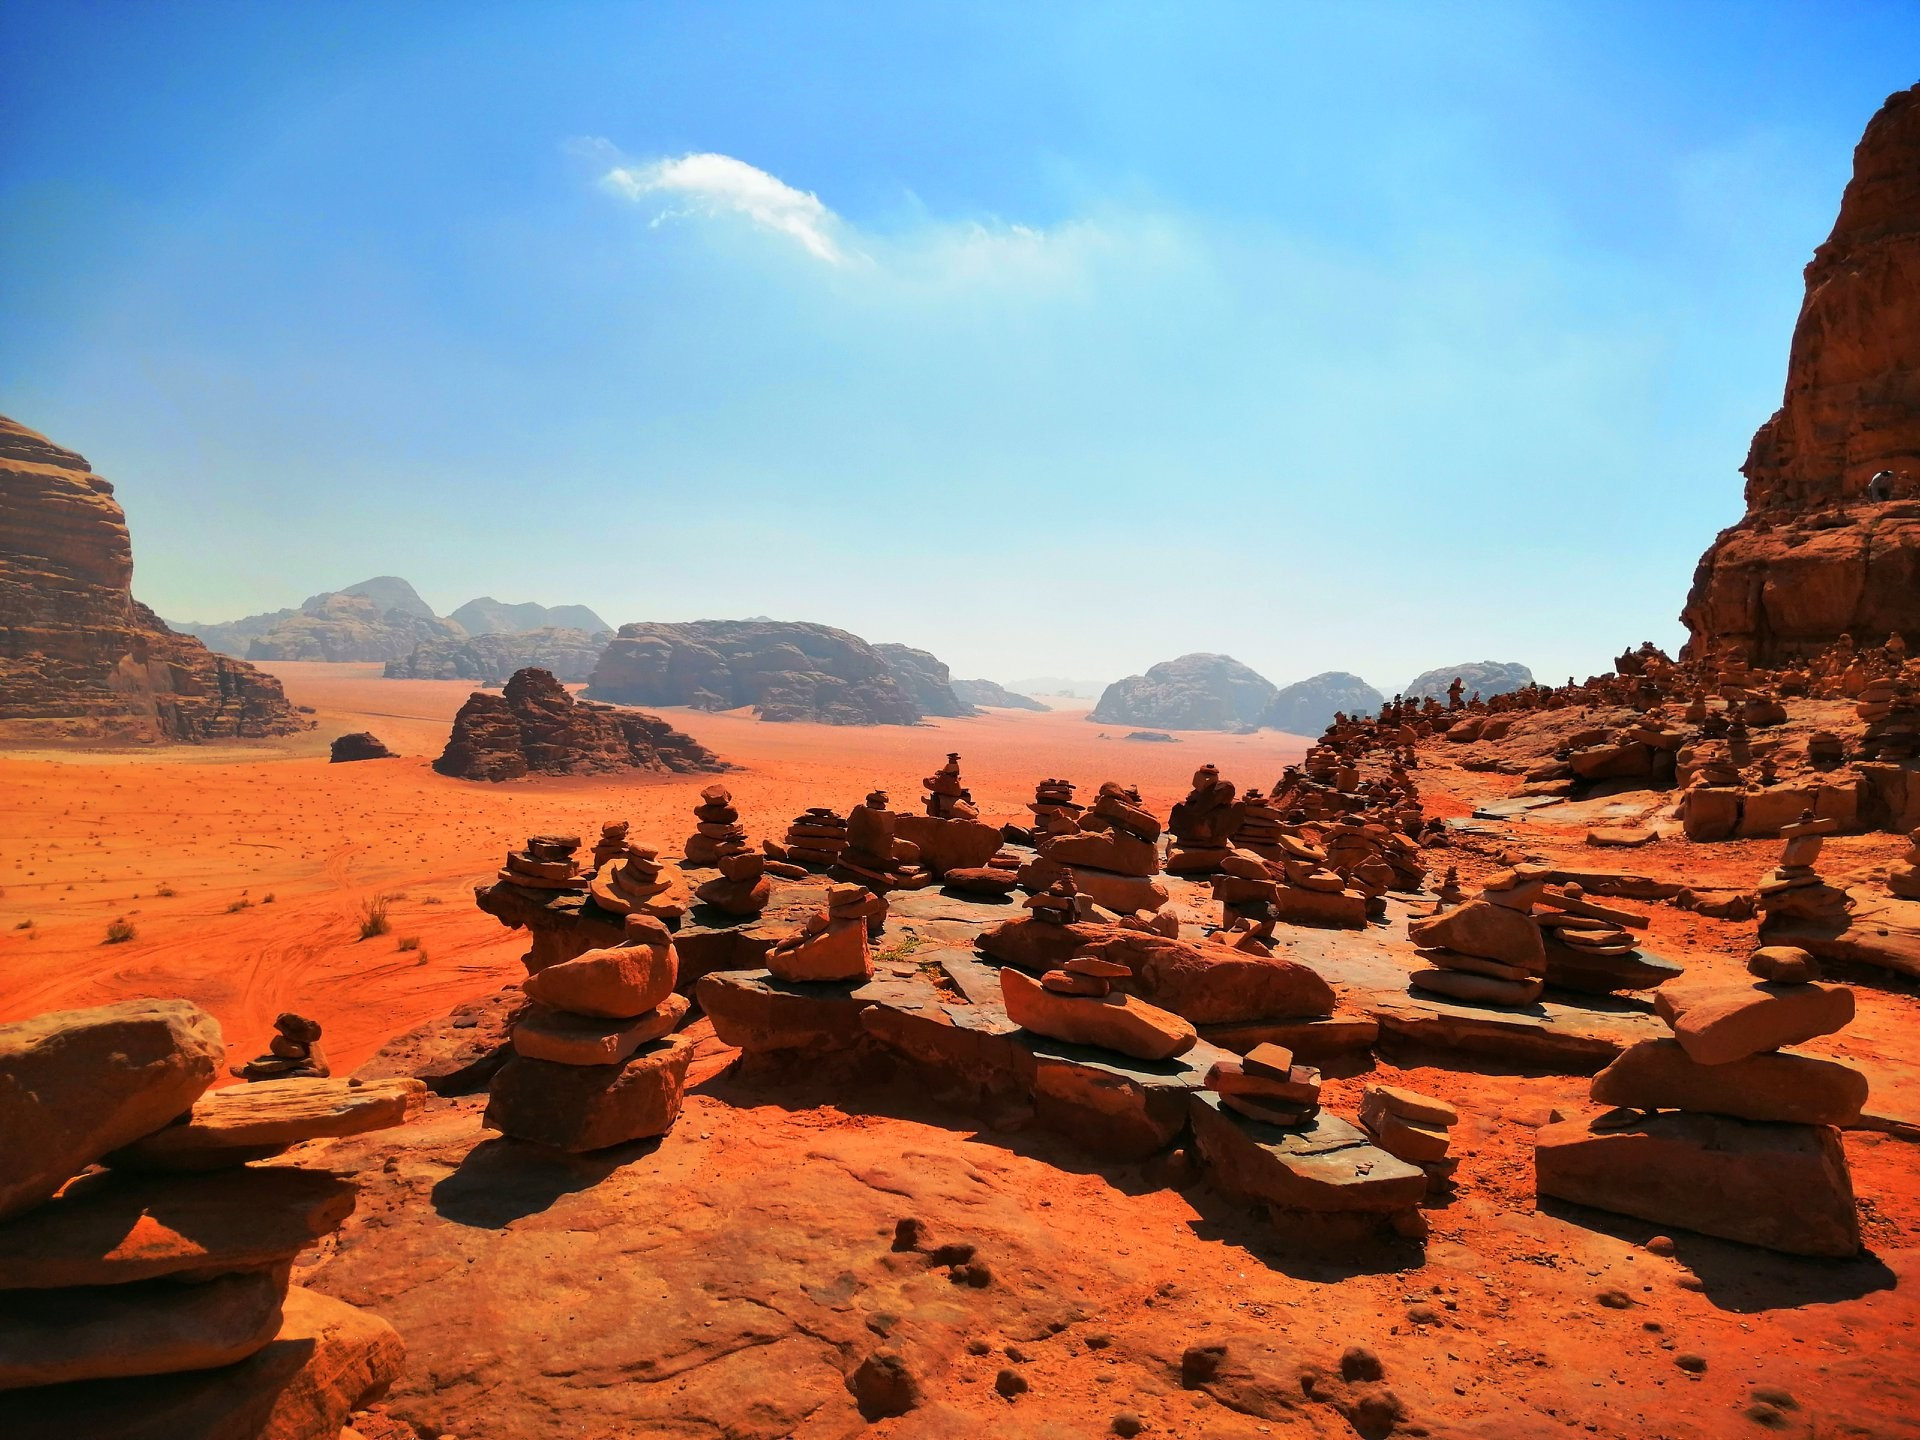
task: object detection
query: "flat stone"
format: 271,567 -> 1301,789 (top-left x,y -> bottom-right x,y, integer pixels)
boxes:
523,943 -> 677,1019
353,988 -> 526,1095
0,1167 -> 356,1290
511,994 -> 690,1066
1188,1093 -> 1426,1214
0,1265 -> 288,1390
1654,979 -> 1856,1065
1363,1083 -> 1458,1128
1536,1110 -> 1860,1258
1409,968 -> 1544,1006
891,815 -> 1004,875
106,1078 -> 425,1172
1542,938 -> 1682,995
1040,829 -> 1161,878
1196,1015 -> 1379,1064
0,1000 -> 225,1221
3,1285 -> 403,1440
1269,885 -> 1368,929
1590,1038 -> 1868,1125
1000,968 -> 1196,1062
1408,900 -> 1545,969
483,1035 -> 694,1152
1371,988 -> 1667,1074
767,919 -> 871,982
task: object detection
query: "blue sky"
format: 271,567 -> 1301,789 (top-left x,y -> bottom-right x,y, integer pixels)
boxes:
2,2 -> 1915,693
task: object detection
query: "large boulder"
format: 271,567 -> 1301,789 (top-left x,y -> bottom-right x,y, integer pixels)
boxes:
1590,1038 -> 1868,1125
0,999 -> 225,1220
434,667 -> 722,781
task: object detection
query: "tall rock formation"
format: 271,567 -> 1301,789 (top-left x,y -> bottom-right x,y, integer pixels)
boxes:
586,620 -> 922,725
434,667 -> 723,781
1089,654 -> 1278,731
0,416 -> 303,742
1683,85 -> 1920,662
1263,671 -> 1385,735
873,642 -> 974,717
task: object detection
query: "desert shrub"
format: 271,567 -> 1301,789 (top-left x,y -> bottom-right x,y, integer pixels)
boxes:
396,935 -> 421,952
104,917 -> 136,945
154,882 -> 177,898
356,895 -> 392,940
226,897 -> 253,913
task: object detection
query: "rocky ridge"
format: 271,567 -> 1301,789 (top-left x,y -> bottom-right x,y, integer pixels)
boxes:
434,667 -> 723,781
873,642 -> 974,717
384,627 -> 608,684
448,596 -> 609,636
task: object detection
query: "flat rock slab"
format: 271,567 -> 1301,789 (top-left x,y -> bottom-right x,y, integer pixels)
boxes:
0,1167 -> 357,1290
0,999 -> 225,1221
6,1285 -> 403,1440
0,1265 -> 289,1389
1763,890 -> 1920,981
1536,1110 -> 1861,1258
1188,1091 -> 1425,1214
1472,796 -> 1565,819
352,988 -> 525,1095
106,1078 -> 426,1172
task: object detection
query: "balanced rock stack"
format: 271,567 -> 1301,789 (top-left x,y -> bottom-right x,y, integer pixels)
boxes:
776,807 -> 850,869
943,846 -> 1024,896
684,784 -> 749,868
1856,674 -> 1920,759
999,964 -> 1196,1063
500,833 -> 587,892
1888,827 -> 1920,899
1359,1083 -> 1460,1194
1232,788 -> 1289,860
1405,873 -> 1546,1006
1268,829 -> 1368,929
1757,813 -> 1851,931
0,1000 -> 417,1434
694,849 -> 772,917
592,820 -> 636,869
1322,817 -> 1425,903
922,752 -> 979,820
1532,882 -> 1679,994
837,791 -> 932,890
1028,778 -> 1084,838
1211,848 -> 1280,935
1538,944 -> 1866,1257
1033,781 -> 1169,915
1025,876 -> 1095,926
589,837 -> 679,924
766,883 -> 886,982
230,1012 -> 329,1081
1165,764 -> 1244,874
487,914 -> 695,1152
1203,1042 -> 1322,1126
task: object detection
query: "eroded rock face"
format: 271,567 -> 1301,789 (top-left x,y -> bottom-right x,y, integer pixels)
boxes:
1683,85 -> 1920,663
0,416 -> 304,743
587,620 -> 923,725
873,643 -> 973,717
1090,654 -> 1278,732
384,627 -> 608,683
433,667 -> 723,781
1403,661 -> 1534,702
177,577 -> 464,663
950,678 -> 1049,711
1263,671 -> 1385,735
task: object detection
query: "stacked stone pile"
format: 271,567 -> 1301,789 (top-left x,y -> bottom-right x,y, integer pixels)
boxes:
230,1012 -> 328,1081
1359,1083 -> 1460,1194
0,999 -> 415,1433
998,964 -> 1196,1063
766,883 -> 886,982
1265,829 -> 1368,929
837,791 -> 932,890
1856,674 -> 1920,759
1538,944 -> 1866,1256
1531,882 -> 1679,994
922,752 -> 978,819
1211,847 -> 1282,936
1889,826 -> 1920,898
1232,788 -> 1288,859
487,914 -> 694,1152
1405,872 -> 1546,1006
775,807 -> 850,868
684,784 -> 749,868
1028,778 -> 1083,838
1032,781 -> 1169,914
695,850 -> 772,917
1025,877 -> 1095,925
499,833 -> 586,892
1203,1042 -> 1322,1126
1757,813 -> 1851,930
592,820 -> 635,869
588,837 -> 679,924
1165,764 -> 1243,874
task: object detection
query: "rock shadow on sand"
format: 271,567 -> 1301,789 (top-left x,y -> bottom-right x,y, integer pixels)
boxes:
430,1134 -> 663,1228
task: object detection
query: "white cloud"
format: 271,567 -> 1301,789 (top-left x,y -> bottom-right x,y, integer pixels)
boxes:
601,151 -> 851,264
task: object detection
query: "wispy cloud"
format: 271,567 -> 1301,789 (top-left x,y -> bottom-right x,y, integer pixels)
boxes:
600,151 -> 851,263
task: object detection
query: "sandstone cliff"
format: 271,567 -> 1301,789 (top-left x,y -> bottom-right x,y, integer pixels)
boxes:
951,677 -> 1049,711
586,620 -> 922,725
1263,671 -> 1384,736
434,667 -> 723,781
873,642 -> 973,717
0,416 -> 303,743
177,576 -> 464,662
385,627 -> 608,684
1089,653 -> 1277,731
1683,84 -> 1920,662
1404,661 -> 1534,702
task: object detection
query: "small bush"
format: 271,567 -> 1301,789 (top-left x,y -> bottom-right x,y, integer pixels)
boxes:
356,895 -> 391,940
421,895 -> 444,906
226,898 -> 253,914
14,918 -> 33,931
154,882 -> 177,898
104,917 -> 136,945
396,935 -> 421,952
261,893 -> 275,904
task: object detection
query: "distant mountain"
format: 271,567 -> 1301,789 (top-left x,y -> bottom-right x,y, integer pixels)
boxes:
385,627 -> 608,684
1263,671 -> 1385,736
311,575 -> 435,619
1404,660 -> 1536,702
952,678 -> 1049,712
873,643 -> 973,717
1089,654 -> 1277,731
174,575 -> 462,662
1008,676 -> 1107,700
449,596 -> 610,636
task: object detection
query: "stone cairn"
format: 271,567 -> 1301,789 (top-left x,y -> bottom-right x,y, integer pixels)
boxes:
499,832 -> 588,892
695,849 -> 772,917
1266,827 -> 1368,930
767,883 -> 887,982
837,790 -> 932,890
1164,763 -> 1243,875
1360,1083 -> 1460,1195
1757,812 -> 1851,931
1232,788 -> 1288,859
1855,672 -> 1920,759
486,912 -> 695,1152
685,784 -> 749,868
776,806 -> 850,869
998,946 -> 1196,1063
0,999 -> 418,1430
1538,943 -> 1866,1257
1025,876 -> 1094,926
588,829 -> 680,925
1406,871 -> 1547,1006
922,752 -> 979,820
1889,827 -> 1920,899
1031,781 -> 1169,915
1211,848 -> 1284,954
1027,777 -> 1083,838
230,1011 -> 328,1081
1202,1041 -> 1323,1126
1531,880 -> 1678,995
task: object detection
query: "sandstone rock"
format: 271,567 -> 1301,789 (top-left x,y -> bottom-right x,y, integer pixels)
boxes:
511,994 -> 689,1066
872,643 -> 974,717
999,968 -> 1196,1061
521,942 -> 677,1019
1408,900 -> 1545,970
1408,968 -> 1544,1007
184,577 -> 462,665
434,667 -> 722,782
950,677 -> 1049,711
1363,1084 -> 1459,1129
0,1168 -> 356,1290
1536,1111 -> 1859,1257
1074,930 -> 1336,1024
1189,1093 -> 1426,1214
351,988 -> 526,1095
483,1035 -> 694,1152
1040,828 -> 1160,878
1591,1038 -> 1868,1125
1089,653 -> 1279,731
449,596 -> 609,636
767,918 -> 872,983
0,1265 -> 289,1389
328,731 -> 394,762
0,999 -> 225,1221
696,971 -> 875,1054
0,417 -> 305,743
892,813 -> 1005,875
1653,979 -> 1856,1065
105,1077 -> 425,1171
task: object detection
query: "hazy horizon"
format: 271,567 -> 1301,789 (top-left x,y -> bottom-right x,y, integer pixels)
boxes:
4,1 -> 1917,691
